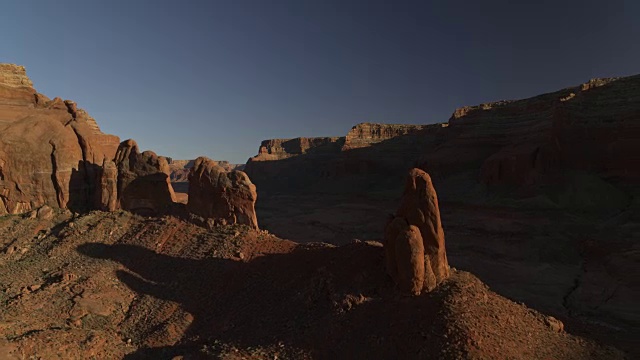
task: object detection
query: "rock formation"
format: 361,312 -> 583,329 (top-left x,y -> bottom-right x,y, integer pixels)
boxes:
0,64 -> 119,215
384,168 -> 449,295
187,156 -> 258,228
113,139 -> 176,215
0,64 -> 33,87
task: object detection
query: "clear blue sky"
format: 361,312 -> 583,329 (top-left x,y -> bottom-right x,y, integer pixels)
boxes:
1,0 -> 638,163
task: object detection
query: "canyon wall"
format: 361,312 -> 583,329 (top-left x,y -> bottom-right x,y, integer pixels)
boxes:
246,75 -> 639,211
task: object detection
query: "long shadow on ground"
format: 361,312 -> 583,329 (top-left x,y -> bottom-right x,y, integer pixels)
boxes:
77,242 -> 450,359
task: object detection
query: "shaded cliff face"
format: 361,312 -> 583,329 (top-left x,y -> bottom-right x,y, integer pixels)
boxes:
414,75 -> 640,212
0,64 -> 120,214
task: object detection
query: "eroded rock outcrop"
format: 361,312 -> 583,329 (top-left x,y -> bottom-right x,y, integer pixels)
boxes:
0,64 -> 119,214
187,156 -> 258,228
384,168 -> 449,295
0,64 -> 33,88
114,139 -> 176,214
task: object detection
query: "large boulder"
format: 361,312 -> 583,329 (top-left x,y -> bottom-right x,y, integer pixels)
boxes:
114,139 -> 176,215
187,156 -> 258,228
384,168 -> 450,295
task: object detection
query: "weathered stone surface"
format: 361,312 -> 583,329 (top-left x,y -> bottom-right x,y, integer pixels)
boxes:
114,139 -> 176,215
384,168 -> 449,295
187,156 -> 258,228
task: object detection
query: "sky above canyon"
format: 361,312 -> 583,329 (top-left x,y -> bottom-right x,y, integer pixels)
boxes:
1,0 -> 639,163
